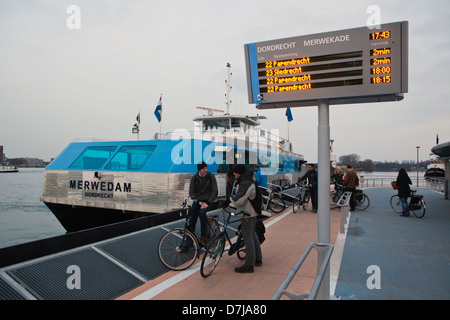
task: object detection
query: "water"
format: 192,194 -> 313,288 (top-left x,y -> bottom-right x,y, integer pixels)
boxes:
0,168 -> 65,249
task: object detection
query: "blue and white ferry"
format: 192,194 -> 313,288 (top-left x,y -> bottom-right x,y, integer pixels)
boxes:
41,68 -> 306,232
41,111 -> 306,231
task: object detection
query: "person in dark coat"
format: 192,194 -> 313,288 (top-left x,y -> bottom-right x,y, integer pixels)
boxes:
188,162 -> 218,241
297,164 -> 318,212
396,168 -> 412,216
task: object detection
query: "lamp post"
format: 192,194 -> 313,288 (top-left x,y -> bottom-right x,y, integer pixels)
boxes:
416,146 -> 420,186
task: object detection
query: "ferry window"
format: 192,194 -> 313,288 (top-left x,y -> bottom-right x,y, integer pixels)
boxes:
69,146 -> 117,170
105,145 -> 156,170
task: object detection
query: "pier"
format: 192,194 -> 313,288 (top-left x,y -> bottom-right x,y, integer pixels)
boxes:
0,187 -> 449,300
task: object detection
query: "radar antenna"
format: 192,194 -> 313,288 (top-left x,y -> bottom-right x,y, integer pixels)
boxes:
196,107 -> 224,116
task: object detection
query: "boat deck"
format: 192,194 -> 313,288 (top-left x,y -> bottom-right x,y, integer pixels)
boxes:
1,188 -> 449,300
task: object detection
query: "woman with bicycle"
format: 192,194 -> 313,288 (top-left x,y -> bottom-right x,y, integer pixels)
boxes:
396,168 -> 412,217
229,164 -> 263,274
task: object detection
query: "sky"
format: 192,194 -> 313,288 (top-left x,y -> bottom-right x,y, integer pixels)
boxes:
0,0 -> 449,163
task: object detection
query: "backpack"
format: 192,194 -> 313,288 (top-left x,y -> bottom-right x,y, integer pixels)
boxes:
249,181 -> 263,215
255,219 -> 266,244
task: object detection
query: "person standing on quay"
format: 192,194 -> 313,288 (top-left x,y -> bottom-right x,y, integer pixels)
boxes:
343,165 -> 359,211
396,168 -> 412,216
297,164 -> 318,212
229,164 -> 262,273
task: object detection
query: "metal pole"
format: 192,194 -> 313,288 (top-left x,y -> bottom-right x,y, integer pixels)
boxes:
416,146 -> 420,186
317,99 -> 330,299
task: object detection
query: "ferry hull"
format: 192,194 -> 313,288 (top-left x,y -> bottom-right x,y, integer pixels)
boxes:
41,169 -> 227,232
43,202 -> 185,232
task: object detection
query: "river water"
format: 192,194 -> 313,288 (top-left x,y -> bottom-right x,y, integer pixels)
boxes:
0,168 -> 423,249
0,168 -> 65,249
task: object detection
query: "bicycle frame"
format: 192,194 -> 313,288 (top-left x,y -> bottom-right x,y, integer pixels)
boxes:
218,206 -> 246,253
200,207 -> 247,277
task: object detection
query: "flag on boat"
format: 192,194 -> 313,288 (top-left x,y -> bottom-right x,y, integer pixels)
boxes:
154,96 -> 162,122
436,134 -> 439,145
285,107 -> 293,122
136,112 -> 140,124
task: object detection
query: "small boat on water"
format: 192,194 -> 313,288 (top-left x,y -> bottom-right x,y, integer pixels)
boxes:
0,166 -> 18,173
41,66 -> 307,232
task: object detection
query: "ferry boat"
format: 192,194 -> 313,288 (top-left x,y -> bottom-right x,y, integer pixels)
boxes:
0,165 -> 18,173
41,67 -> 306,232
424,159 -> 445,179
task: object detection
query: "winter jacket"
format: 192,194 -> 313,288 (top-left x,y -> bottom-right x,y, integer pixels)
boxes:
396,171 -> 412,198
298,169 -> 318,188
343,169 -> 359,189
230,172 -> 258,217
189,171 -> 218,205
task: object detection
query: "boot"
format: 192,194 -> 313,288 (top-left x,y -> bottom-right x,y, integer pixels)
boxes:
234,265 -> 254,273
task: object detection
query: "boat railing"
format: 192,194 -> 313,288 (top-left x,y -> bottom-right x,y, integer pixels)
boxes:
155,128 -> 295,155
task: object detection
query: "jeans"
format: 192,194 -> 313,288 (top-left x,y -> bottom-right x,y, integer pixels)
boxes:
240,217 -> 262,267
187,201 -> 209,239
400,197 -> 408,213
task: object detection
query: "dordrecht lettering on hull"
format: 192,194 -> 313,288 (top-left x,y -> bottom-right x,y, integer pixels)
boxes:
69,180 -> 132,193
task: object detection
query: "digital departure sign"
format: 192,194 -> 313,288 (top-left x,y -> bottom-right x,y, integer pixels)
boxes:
244,21 -> 408,108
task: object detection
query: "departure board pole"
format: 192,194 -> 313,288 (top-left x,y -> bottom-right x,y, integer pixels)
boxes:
317,99 -> 331,300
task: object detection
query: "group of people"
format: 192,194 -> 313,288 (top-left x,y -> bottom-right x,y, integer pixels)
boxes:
187,162 -> 262,274
187,160 -> 413,275
298,163 -> 360,212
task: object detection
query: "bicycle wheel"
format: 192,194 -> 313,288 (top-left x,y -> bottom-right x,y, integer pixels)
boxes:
355,193 -> 370,211
292,196 -> 301,213
390,195 -> 403,213
206,217 -> 220,241
236,237 -> 246,260
200,234 -> 225,278
302,193 -> 310,210
411,199 -> 426,218
158,228 -> 199,271
268,195 -> 286,213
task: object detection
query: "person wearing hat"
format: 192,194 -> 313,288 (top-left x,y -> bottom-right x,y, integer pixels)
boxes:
187,161 -> 218,242
230,164 -> 262,273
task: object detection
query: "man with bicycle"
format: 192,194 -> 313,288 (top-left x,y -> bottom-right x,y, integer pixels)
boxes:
229,164 -> 263,273
188,161 -> 218,242
297,164 -> 318,213
343,165 -> 359,211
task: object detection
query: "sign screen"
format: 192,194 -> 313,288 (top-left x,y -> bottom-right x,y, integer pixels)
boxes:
244,21 -> 408,108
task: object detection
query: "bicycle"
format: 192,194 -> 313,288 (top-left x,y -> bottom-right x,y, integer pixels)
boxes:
330,184 -> 370,211
260,183 -> 286,213
292,181 -> 311,213
157,199 -> 220,271
200,206 -> 248,278
390,190 -> 426,218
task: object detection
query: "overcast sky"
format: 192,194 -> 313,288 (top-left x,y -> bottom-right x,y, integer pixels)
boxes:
1,0 -> 449,163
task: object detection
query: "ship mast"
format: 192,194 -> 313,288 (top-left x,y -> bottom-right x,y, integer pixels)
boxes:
225,62 -> 232,115
225,62 -> 232,129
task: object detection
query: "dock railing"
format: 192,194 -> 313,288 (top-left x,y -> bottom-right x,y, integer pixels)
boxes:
360,176 -> 444,192
271,242 -> 333,300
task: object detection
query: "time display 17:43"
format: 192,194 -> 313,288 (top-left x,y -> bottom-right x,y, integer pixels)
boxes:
369,30 -> 391,40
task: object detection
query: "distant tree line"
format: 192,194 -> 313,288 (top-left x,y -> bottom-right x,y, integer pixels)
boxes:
337,153 -> 429,172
